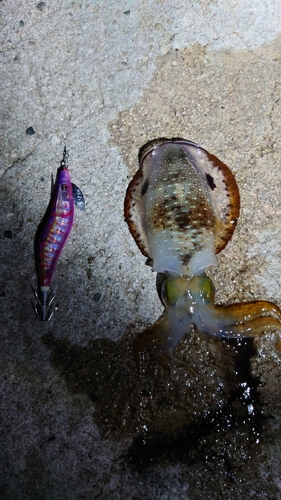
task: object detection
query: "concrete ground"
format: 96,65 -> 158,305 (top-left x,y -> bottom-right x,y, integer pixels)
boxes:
1,1 -> 281,498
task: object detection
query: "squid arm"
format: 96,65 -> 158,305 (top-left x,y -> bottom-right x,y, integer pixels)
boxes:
188,276 -> 281,338
133,274 -> 281,369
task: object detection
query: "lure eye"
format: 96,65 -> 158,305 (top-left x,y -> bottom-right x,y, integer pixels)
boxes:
61,183 -> 68,191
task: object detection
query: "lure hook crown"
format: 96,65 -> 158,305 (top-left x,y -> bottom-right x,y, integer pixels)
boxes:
32,287 -> 55,321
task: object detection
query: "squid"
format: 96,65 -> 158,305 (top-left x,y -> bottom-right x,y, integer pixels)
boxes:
124,138 -> 281,368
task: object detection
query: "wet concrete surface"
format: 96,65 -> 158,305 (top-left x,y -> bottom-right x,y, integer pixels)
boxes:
1,1 -> 281,498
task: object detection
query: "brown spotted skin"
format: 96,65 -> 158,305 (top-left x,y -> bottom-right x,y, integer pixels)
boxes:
150,145 -> 215,235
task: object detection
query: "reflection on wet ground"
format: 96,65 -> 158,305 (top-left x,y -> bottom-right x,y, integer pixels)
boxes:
43,331 -> 272,497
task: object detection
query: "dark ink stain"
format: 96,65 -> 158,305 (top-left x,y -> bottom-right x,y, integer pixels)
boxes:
42,330 -> 265,479
206,173 -> 216,190
126,339 -> 264,472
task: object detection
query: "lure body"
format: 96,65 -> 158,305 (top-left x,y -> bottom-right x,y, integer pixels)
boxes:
34,147 -> 84,320
125,139 -> 281,369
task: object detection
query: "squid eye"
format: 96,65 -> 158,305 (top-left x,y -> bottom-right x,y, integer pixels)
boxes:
162,277 -> 187,306
61,183 -> 68,191
198,276 -> 214,303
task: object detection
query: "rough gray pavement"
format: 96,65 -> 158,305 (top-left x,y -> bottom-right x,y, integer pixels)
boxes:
1,1 -> 281,498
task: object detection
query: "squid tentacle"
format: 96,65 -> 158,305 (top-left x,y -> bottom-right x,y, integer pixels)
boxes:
206,300 -> 281,325
133,273 -> 281,369
133,312 -> 189,368
133,312 -> 194,372
198,314 -> 281,339
195,301 -> 281,338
